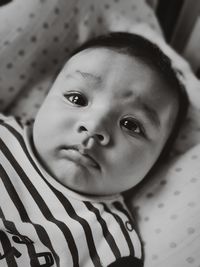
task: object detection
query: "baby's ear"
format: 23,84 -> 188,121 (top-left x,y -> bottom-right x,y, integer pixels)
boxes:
0,0 -> 13,7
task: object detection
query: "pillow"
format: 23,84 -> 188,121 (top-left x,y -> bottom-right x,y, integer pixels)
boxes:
128,24 -> 200,267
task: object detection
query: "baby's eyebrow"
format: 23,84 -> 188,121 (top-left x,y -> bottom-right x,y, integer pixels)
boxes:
75,70 -> 102,84
139,101 -> 161,128
123,92 -> 161,128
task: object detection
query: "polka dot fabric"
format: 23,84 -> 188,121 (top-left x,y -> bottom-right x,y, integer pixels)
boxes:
128,25 -> 200,267
0,0 -> 161,121
130,145 -> 200,267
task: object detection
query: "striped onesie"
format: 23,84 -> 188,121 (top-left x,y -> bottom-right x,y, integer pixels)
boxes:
0,115 -> 143,267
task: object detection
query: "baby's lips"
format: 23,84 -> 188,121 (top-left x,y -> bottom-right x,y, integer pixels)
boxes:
61,145 -> 101,170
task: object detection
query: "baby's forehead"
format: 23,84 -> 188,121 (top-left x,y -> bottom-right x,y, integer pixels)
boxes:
64,47 -> 179,99
65,47 -> 166,80
65,47 -> 153,78
62,48 -> 175,96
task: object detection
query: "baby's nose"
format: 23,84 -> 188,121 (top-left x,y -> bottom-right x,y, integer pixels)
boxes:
76,122 -> 110,146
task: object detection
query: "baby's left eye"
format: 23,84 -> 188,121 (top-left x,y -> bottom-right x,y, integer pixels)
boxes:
64,92 -> 88,107
120,117 -> 145,136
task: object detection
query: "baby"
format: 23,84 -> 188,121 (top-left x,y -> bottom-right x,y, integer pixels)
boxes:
0,32 -> 188,267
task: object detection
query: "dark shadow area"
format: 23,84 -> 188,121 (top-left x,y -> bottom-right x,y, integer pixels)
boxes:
0,0 -> 13,7
156,0 -> 184,42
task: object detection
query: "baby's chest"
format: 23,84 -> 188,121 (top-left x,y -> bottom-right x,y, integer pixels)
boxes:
0,198 -> 137,267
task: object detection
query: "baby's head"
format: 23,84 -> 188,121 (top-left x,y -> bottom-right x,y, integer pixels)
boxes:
32,32 -> 188,196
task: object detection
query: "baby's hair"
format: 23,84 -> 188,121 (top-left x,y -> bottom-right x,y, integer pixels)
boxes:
69,32 -> 189,167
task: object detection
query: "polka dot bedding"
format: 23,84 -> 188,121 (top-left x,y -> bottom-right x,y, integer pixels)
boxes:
1,1 -> 200,266
130,144 -> 200,267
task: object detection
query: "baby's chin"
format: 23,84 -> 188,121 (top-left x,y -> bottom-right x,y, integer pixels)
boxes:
49,160 -> 98,193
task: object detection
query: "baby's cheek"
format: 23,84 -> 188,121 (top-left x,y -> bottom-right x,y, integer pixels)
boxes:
127,145 -> 156,173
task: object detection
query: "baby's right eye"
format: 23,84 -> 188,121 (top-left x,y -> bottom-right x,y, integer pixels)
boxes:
64,92 -> 88,107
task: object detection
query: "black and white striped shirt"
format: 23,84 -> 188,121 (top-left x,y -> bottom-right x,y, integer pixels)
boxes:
0,115 -> 143,267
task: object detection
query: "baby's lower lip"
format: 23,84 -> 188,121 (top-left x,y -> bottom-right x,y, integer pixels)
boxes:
60,149 -> 99,169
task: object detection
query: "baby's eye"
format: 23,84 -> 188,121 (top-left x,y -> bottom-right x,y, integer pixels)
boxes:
120,117 -> 145,137
64,92 -> 88,107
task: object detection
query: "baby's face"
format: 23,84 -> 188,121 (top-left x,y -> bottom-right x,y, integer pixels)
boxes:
33,48 -> 178,196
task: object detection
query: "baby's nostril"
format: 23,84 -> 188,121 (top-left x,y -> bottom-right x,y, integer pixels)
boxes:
78,126 -> 87,132
96,134 -> 104,141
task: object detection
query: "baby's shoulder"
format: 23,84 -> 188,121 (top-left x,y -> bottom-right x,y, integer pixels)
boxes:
0,113 -> 24,130
0,113 -> 25,144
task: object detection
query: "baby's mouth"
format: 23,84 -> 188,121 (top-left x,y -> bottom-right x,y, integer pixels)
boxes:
60,145 -> 101,170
